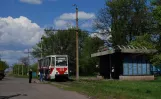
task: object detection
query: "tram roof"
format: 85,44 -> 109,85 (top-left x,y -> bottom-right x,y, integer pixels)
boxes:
38,55 -> 68,60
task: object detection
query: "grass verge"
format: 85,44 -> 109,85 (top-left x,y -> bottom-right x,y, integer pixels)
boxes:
49,76 -> 161,99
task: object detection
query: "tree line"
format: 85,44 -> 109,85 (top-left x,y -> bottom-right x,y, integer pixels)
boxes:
12,57 -> 38,76
0,59 -> 9,71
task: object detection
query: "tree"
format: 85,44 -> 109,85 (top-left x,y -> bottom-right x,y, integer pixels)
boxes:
80,37 -> 104,75
94,0 -> 153,46
129,0 -> 161,67
12,63 -> 27,75
0,60 -> 9,70
30,63 -> 38,72
32,28 -> 89,74
130,34 -> 156,49
148,0 -> 161,67
19,57 -> 29,67
31,28 -> 104,75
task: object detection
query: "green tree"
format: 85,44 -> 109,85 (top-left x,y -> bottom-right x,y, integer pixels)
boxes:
12,63 -> 28,75
32,28 -> 104,75
94,0 -> 153,46
32,28 -> 89,74
130,34 -> 156,49
129,0 -> 161,67
0,60 -> 9,70
80,37 -> 104,75
30,63 -> 38,72
148,0 -> 161,67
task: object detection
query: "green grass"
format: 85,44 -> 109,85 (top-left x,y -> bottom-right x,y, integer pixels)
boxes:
50,76 -> 161,99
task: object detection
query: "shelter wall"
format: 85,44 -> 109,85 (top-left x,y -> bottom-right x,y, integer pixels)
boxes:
99,52 -> 123,79
123,54 -> 151,76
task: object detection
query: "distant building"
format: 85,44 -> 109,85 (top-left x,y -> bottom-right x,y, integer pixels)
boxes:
91,45 -> 158,80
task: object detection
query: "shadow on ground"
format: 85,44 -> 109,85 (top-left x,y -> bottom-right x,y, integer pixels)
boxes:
49,78 -> 75,82
0,77 -> 12,82
0,94 -> 27,99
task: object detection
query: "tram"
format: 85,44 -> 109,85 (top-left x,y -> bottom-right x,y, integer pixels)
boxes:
37,55 -> 69,80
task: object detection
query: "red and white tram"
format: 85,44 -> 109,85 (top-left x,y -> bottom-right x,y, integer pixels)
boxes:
37,55 -> 69,80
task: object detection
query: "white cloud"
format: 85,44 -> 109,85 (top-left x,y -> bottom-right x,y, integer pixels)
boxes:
0,16 -> 43,46
0,50 -> 26,65
20,0 -> 42,4
0,49 -> 37,65
90,30 -> 112,41
54,11 -> 96,29
48,0 -> 57,1
81,22 -> 91,28
54,20 -> 67,28
80,20 -> 95,28
54,20 -> 74,29
0,16 -> 43,65
59,11 -> 95,20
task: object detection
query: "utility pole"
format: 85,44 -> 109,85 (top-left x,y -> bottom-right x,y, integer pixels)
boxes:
28,49 -> 30,72
41,37 -> 43,58
109,54 -> 112,79
73,4 -> 79,80
38,37 -> 43,76
0,54 -> 1,61
18,62 -> 19,76
22,63 -> 24,76
12,64 -> 14,74
24,49 -> 32,75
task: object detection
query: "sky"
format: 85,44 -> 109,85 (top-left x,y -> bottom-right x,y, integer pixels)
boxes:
0,0 -> 106,66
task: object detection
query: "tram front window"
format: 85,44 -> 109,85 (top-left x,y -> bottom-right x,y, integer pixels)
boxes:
56,57 -> 67,66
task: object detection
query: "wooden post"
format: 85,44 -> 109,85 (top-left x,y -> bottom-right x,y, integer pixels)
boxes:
18,65 -> 19,76
22,64 -> 23,76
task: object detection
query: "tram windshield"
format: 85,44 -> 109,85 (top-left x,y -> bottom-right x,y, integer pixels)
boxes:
56,57 -> 67,66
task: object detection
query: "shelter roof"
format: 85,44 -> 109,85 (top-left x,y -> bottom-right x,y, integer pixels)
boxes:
91,45 -> 157,57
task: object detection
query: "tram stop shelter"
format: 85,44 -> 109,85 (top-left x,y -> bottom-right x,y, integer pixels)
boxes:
91,45 -> 157,80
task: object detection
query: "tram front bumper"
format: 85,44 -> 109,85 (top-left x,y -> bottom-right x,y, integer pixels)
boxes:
55,74 -> 68,79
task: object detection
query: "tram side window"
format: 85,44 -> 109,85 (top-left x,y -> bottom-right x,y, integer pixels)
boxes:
49,57 -> 51,66
45,58 -> 47,66
41,60 -> 44,67
43,59 -> 45,67
52,57 -> 55,66
38,60 -> 40,67
44,58 -> 47,67
46,58 -> 48,66
46,58 -> 49,66
47,57 -> 51,66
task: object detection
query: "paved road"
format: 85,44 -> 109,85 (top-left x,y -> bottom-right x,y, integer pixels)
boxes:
0,77 -> 88,99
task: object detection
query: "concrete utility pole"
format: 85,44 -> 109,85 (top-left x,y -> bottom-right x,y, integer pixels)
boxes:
28,49 -> 30,72
13,66 -> 14,74
18,62 -> 19,76
41,37 -> 43,58
22,63 -> 24,76
73,4 -> 79,80
109,54 -> 112,79
0,54 -> 1,61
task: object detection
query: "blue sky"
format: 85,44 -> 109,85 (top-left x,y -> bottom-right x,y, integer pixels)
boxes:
0,0 -> 106,66
0,0 -> 105,27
